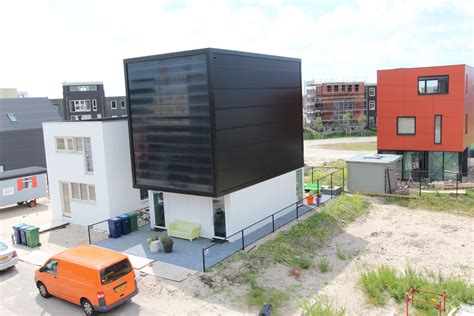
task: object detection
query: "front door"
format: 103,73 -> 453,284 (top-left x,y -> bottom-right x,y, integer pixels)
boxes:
153,192 -> 165,228
60,182 -> 71,217
212,197 -> 226,239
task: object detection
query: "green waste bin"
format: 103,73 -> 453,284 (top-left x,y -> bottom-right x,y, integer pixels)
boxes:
25,226 -> 40,248
128,211 -> 138,232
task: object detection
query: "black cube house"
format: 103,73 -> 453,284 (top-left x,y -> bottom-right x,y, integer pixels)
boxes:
124,48 -> 303,197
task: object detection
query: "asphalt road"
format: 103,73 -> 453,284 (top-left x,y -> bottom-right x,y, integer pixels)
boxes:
0,261 -> 156,316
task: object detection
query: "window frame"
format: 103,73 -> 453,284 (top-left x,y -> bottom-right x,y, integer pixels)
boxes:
418,75 -> 449,95
92,99 -> 97,111
120,100 -> 126,109
6,113 -> 18,123
22,176 -> 33,190
397,116 -> 416,136
434,115 -> 442,145
369,87 -> 375,96
111,100 -> 117,109
70,182 -> 96,202
55,137 -> 75,152
368,101 -> 376,110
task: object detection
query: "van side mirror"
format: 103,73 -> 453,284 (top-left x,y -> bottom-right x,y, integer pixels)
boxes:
39,267 -> 44,273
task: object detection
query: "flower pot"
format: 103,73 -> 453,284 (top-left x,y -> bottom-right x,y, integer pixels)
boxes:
316,195 -> 321,206
306,195 -> 314,205
149,240 -> 160,253
162,242 -> 173,253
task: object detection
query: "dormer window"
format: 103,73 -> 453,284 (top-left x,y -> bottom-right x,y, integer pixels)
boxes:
6,113 -> 17,122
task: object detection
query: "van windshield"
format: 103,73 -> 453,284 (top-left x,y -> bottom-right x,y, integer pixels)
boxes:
100,259 -> 132,285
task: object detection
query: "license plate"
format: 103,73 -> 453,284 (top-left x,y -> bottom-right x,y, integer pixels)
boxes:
114,283 -> 127,293
0,256 -> 8,262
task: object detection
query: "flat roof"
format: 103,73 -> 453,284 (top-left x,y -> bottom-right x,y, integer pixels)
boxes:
346,153 -> 402,164
55,245 -> 127,270
0,166 -> 47,181
62,81 -> 103,86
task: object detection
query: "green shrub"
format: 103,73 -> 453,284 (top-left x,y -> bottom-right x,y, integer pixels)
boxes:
318,258 -> 330,273
160,235 -> 173,245
296,256 -> 312,269
360,265 -> 474,312
336,248 -> 346,260
301,296 -> 346,316
146,233 -> 159,245
244,272 -> 289,311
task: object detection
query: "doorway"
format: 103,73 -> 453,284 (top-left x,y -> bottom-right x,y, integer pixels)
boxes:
153,192 -> 166,228
212,197 -> 226,239
60,182 -> 71,217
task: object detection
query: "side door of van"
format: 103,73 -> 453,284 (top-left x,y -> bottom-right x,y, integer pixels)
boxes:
41,259 -> 60,296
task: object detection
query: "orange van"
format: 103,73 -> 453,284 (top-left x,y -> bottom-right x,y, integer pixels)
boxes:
34,245 -> 138,315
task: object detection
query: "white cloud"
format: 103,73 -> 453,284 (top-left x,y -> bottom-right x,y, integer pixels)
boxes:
0,0 -> 472,97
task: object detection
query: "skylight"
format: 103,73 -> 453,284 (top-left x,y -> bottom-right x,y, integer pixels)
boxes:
6,113 -> 17,122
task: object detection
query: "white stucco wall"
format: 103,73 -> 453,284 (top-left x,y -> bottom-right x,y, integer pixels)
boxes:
226,169 -> 298,237
149,169 -> 299,240
43,120 -> 145,227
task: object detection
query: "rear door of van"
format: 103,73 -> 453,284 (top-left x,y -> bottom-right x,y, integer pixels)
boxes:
98,259 -> 135,306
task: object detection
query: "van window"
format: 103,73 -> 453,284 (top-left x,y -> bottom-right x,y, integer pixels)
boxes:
44,260 -> 58,275
100,259 -> 132,285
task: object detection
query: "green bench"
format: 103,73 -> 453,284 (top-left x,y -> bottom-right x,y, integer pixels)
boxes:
304,183 -> 321,191
168,220 -> 201,241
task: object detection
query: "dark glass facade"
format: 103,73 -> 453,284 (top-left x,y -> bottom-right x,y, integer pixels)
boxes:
127,54 -> 214,194
125,48 -> 304,197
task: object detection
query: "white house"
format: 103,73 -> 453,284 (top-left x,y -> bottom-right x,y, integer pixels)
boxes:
43,118 -> 148,227
148,169 -> 304,240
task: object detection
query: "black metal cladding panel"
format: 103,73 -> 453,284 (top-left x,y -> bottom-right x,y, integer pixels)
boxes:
210,51 -> 303,195
126,54 -> 214,194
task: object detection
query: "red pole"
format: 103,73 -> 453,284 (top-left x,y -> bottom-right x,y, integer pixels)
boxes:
405,293 -> 409,316
411,288 -> 415,306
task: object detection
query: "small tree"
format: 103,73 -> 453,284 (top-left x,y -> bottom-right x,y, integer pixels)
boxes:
315,116 -> 324,138
357,114 -> 367,136
342,111 -> 352,136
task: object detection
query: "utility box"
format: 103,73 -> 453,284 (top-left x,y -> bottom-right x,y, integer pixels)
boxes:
124,48 -> 303,197
346,154 -> 402,194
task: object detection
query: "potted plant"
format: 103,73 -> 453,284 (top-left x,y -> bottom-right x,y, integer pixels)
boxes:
160,235 -> 174,253
315,190 -> 321,206
305,192 -> 315,205
147,233 -> 160,253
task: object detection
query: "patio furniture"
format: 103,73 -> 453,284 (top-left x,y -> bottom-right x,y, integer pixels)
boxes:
168,220 -> 201,241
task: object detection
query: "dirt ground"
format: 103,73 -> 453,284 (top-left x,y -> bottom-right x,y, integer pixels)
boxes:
168,197 -> 473,315
304,136 -> 376,165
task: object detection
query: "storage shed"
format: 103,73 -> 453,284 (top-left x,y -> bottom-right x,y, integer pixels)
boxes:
0,166 -> 47,207
346,154 -> 402,194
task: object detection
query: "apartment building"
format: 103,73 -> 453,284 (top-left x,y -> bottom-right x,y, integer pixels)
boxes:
304,81 -> 367,132
43,118 -> 147,226
377,64 -> 473,180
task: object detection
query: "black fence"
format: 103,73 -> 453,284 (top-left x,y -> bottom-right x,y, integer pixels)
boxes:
201,166 -> 344,272
384,168 -> 469,197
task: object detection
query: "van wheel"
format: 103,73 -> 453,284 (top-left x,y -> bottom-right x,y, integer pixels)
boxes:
37,282 -> 51,298
81,299 -> 97,316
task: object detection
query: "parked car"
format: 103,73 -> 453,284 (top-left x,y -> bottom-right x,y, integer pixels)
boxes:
0,242 -> 18,270
34,245 -> 138,316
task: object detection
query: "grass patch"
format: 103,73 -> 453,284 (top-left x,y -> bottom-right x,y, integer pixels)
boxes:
244,272 -> 290,312
360,265 -> 474,312
318,258 -> 330,273
305,160 -> 347,188
252,194 -> 370,268
318,142 -> 377,152
384,189 -> 474,216
301,296 -> 346,316
336,248 -> 346,260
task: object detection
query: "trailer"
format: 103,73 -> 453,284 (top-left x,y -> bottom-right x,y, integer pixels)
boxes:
0,167 -> 47,208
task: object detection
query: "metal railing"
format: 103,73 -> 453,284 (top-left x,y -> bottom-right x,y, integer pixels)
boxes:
201,166 -> 344,272
384,169 -> 468,197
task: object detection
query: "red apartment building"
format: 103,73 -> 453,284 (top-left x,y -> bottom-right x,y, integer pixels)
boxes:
377,64 -> 473,180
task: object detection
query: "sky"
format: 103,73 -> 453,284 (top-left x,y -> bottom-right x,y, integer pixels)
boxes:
0,0 -> 472,98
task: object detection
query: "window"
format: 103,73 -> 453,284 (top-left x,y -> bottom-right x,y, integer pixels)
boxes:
22,177 -> 33,189
334,85 -> 339,92
354,84 -> 359,92
97,114 -> 102,118
348,85 -> 352,92
55,137 -> 74,151
341,85 -> 346,92
81,115 -> 92,120
369,101 -> 376,110
74,137 -> 84,152
140,189 -> 148,200
397,117 -> 416,135
369,117 -> 375,126
111,100 -> 117,109
327,85 -> 332,93
434,115 -> 442,144
69,85 -> 97,92
466,114 -> 469,134
369,87 -> 375,96
84,137 -> 93,172
44,259 -> 58,275
6,113 -> 17,122
100,259 -> 132,285
92,99 -> 97,111
418,76 -> 449,94
69,100 -> 91,112
70,182 -> 95,202
121,100 -> 126,109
